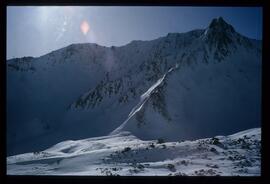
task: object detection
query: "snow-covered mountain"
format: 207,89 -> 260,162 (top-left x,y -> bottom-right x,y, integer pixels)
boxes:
7,128 -> 261,176
111,18 -> 261,140
7,17 -> 261,156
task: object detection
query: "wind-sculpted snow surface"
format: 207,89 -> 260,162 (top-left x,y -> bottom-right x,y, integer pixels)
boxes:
7,128 -> 261,176
7,17 -> 261,155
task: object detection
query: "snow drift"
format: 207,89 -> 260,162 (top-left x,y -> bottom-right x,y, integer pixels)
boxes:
7,128 -> 261,176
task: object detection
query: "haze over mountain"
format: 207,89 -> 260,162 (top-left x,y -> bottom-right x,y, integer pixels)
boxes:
7,17 -> 261,156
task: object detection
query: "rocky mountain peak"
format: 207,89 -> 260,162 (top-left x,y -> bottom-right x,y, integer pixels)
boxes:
208,17 -> 235,34
202,17 -> 239,61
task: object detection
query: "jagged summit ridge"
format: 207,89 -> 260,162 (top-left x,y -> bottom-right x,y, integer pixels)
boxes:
208,17 -> 235,33
203,17 -> 237,49
201,17 -> 253,62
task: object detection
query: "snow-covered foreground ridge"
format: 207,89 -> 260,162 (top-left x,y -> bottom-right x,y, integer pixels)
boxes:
7,128 -> 261,176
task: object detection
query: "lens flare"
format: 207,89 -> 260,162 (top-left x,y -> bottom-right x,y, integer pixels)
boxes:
80,20 -> 90,35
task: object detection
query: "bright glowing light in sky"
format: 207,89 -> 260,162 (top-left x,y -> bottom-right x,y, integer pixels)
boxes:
7,6 -> 262,59
80,20 -> 90,35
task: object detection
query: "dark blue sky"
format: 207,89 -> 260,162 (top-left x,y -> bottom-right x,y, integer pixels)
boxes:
7,6 -> 262,59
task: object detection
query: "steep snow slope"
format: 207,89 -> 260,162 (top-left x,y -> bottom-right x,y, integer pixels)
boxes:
7,17 -> 261,155
7,128 -> 261,176
7,43 -> 120,155
111,17 -> 261,141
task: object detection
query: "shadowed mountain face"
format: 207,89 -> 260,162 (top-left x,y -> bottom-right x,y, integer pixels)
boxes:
7,17 -> 261,156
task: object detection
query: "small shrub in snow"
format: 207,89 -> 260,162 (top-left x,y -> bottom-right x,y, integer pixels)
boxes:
122,147 -> 131,153
173,172 -> 187,176
111,167 -> 122,171
105,170 -> 113,176
40,151 -> 50,157
149,143 -> 155,148
237,138 -> 246,144
128,168 -> 140,174
132,163 -> 144,170
228,154 -> 245,161
237,159 -> 252,167
33,151 -> 40,155
238,168 -> 248,173
241,142 -> 250,149
194,169 -> 218,176
180,160 -> 188,166
161,144 -> 166,149
211,137 -> 221,145
210,147 -> 217,152
167,164 -> 176,172
157,138 -> 165,144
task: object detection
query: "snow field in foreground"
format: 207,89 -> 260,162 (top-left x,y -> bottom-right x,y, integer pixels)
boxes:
7,128 -> 261,176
